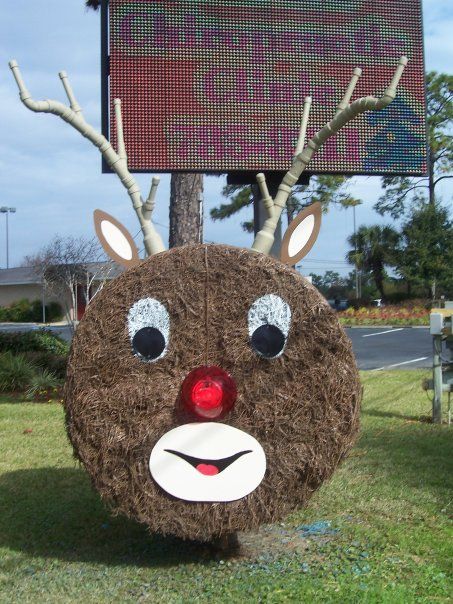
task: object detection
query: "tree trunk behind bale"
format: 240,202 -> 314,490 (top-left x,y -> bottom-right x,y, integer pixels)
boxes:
169,173 -> 203,247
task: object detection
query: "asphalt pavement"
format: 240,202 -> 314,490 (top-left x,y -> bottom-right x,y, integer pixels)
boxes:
346,326 -> 432,371
0,323 -> 434,371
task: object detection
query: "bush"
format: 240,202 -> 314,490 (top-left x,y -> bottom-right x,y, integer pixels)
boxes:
347,297 -> 373,310
0,330 -> 69,356
0,352 -> 35,392
0,298 -> 63,323
26,369 -> 62,401
384,292 -> 412,304
22,351 -> 68,379
7,299 -> 33,322
46,302 -> 63,322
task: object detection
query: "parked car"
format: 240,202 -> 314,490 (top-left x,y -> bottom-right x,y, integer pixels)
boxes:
327,299 -> 349,311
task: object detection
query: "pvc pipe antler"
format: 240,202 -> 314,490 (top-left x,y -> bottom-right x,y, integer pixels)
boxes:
8,60 -> 165,257
252,56 -> 408,255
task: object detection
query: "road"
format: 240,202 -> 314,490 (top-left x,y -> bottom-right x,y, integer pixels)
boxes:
346,327 -> 432,371
0,324 -> 433,371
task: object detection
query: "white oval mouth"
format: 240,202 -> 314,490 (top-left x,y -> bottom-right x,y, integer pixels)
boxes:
149,423 -> 267,502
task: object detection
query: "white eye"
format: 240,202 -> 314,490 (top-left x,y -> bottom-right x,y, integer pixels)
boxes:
127,298 -> 170,362
248,294 -> 291,358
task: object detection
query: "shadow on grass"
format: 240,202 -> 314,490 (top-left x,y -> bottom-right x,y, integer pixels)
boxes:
362,408 -> 432,422
0,467 -> 217,567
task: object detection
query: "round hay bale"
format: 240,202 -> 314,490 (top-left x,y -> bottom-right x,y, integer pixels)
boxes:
64,244 -> 361,541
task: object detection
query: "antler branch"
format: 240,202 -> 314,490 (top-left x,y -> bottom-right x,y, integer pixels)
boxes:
143,176 -> 160,221
9,60 -> 165,257
256,173 -> 274,219
252,56 -> 408,254
294,95 -> 312,156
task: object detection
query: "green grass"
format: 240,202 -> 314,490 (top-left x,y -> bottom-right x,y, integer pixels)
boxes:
0,371 -> 451,603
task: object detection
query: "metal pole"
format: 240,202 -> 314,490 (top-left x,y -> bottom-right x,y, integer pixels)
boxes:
433,335 -> 443,423
42,283 -> 46,324
353,204 -> 359,299
5,211 -> 9,269
198,191 -> 204,244
0,207 -> 16,269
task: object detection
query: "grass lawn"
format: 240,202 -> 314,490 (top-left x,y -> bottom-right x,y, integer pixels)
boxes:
0,370 -> 451,603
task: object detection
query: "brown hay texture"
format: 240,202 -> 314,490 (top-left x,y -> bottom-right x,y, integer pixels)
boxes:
64,244 -> 361,541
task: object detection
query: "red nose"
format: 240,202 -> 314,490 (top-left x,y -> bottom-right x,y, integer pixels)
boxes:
181,366 -> 237,420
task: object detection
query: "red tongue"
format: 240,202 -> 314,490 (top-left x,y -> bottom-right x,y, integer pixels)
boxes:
196,463 -> 219,476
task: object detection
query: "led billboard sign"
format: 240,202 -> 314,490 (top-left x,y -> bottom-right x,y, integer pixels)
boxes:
104,0 -> 426,175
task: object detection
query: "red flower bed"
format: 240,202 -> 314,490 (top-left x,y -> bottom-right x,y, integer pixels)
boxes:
338,303 -> 429,326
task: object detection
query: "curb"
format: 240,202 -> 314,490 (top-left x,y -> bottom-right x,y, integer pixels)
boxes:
0,322 -> 70,328
342,325 -> 429,329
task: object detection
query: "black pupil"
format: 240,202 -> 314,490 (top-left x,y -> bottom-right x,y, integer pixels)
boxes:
251,324 -> 285,358
132,327 -> 166,360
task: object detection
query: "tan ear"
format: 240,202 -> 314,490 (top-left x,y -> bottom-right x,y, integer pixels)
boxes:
94,209 -> 141,268
281,202 -> 322,265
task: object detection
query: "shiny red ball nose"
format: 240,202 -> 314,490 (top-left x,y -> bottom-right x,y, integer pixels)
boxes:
181,366 -> 237,420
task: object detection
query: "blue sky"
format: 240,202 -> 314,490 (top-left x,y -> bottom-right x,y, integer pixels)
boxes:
0,0 -> 452,273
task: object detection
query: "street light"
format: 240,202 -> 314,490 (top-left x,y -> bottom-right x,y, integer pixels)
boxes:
0,207 -> 16,269
350,200 -> 362,300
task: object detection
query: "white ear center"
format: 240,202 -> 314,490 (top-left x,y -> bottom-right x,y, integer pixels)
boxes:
288,214 -> 315,258
100,220 -> 133,261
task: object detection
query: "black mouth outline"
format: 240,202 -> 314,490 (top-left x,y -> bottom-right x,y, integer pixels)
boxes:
164,449 -> 252,474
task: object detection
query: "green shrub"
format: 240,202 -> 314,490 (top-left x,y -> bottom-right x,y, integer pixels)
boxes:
347,297 -> 373,310
22,351 -> 68,379
385,292 -> 412,304
0,299 -> 63,323
26,369 -> 62,400
46,301 -> 63,322
32,331 -> 69,355
0,352 -> 35,392
0,330 -> 69,356
0,306 -> 10,321
29,300 -> 63,323
9,299 -> 33,322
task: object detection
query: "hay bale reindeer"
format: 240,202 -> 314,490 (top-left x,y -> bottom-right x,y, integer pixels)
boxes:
9,58 -> 407,543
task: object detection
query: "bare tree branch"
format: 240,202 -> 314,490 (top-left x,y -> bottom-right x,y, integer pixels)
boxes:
433,174 -> 453,186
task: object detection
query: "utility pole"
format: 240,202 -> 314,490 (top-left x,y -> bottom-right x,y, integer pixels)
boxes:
353,204 -> 359,299
0,207 -> 16,269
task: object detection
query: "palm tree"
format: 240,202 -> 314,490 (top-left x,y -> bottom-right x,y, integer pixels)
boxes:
346,225 -> 400,299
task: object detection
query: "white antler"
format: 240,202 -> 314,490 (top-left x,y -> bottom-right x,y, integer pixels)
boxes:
252,56 -> 408,254
8,60 -> 165,257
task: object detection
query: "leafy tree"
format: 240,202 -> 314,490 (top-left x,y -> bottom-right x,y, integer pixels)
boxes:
374,72 -> 453,218
308,270 -> 350,298
211,176 -> 362,233
396,202 -> 453,298
346,225 -> 400,299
